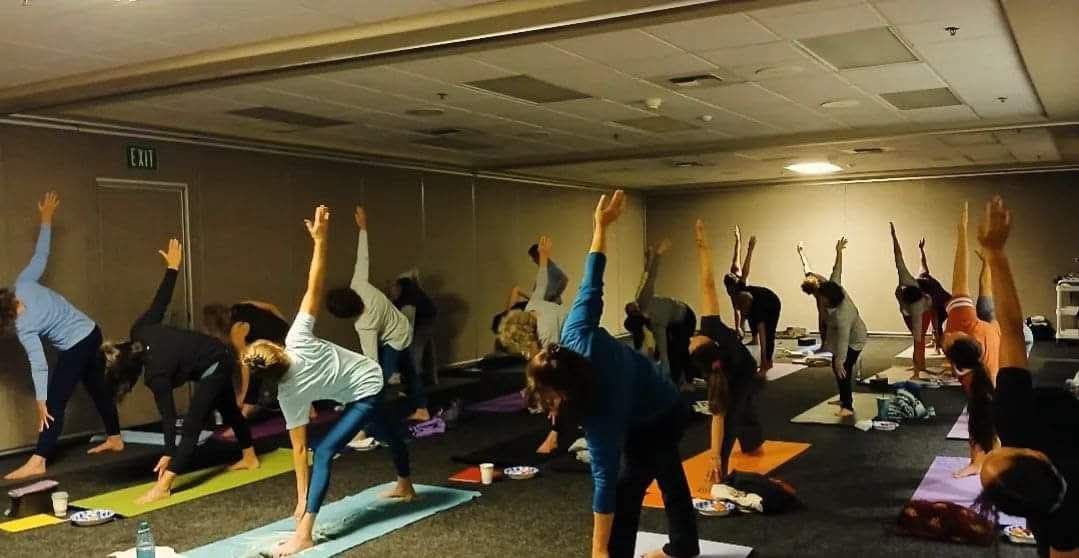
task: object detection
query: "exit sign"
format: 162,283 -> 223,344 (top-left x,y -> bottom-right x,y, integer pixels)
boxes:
126,144 -> 157,170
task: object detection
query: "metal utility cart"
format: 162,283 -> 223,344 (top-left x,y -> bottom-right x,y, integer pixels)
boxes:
1056,278 -> 1079,341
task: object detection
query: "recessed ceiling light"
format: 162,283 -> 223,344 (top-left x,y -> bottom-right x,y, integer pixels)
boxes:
785,162 -> 842,175
820,99 -> 861,109
754,65 -> 805,79
405,108 -> 445,117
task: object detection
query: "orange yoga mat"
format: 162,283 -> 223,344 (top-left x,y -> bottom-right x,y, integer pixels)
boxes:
642,440 -> 811,508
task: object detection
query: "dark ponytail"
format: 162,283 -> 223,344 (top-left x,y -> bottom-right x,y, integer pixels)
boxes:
946,337 -> 995,452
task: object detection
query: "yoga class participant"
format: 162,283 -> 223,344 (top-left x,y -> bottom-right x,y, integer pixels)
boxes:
528,240 -> 570,304
890,223 -> 934,379
723,226 -> 756,339
103,239 -> 257,504
690,219 -> 763,484
327,206 -> 427,423
971,249 -> 1034,357
797,241 -> 830,351
1,192 -> 123,480
819,237 -> 867,418
526,191 -> 699,558
202,300 -> 289,417
625,239 -> 697,385
916,238 -> 951,352
732,284 -> 781,378
243,205 -> 414,558
975,196 -> 1079,558
943,202 -> 1001,478
391,270 -> 438,382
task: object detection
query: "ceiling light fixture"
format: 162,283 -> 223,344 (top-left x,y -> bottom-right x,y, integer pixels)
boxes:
754,65 -> 805,79
785,161 -> 842,175
405,108 -> 445,117
671,160 -> 703,168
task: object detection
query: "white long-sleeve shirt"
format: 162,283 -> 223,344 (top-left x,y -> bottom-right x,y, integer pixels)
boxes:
350,229 -> 412,363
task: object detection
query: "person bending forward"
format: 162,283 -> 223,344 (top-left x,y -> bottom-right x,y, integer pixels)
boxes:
819,238 -> 868,418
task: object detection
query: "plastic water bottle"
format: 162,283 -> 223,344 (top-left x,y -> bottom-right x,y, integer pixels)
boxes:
136,520 -> 155,558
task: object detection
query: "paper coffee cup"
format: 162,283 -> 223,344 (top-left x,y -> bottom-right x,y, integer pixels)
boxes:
479,463 -> 495,485
51,491 -> 69,517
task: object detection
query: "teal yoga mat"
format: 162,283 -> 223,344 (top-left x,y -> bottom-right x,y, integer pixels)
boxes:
185,483 -> 480,557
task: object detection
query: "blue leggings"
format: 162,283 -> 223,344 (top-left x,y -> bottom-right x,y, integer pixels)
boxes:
306,395 -> 410,514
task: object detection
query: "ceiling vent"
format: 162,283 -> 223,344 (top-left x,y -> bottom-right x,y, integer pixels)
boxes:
880,87 -> 962,110
800,27 -> 918,70
405,108 -> 445,117
667,74 -> 724,88
227,107 -> 349,128
613,116 -> 698,133
841,147 -> 889,154
464,75 -> 590,103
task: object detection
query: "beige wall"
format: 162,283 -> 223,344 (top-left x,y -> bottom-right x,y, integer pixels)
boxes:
0,124 -> 643,451
645,172 -> 1079,334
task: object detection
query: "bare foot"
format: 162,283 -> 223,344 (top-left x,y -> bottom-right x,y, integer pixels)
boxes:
381,479 -> 417,502
835,407 -> 855,418
4,455 -> 46,480
407,408 -> 431,422
273,535 -> 314,558
134,486 -> 170,505
536,432 -> 558,454
641,549 -> 670,558
228,454 -> 260,471
87,435 -> 124,455
952,463 -> 981,478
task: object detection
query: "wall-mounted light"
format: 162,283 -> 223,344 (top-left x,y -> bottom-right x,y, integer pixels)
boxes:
785,161 -> 842,175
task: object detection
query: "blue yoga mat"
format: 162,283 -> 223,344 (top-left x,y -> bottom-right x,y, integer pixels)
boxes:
185,483 -> 480,557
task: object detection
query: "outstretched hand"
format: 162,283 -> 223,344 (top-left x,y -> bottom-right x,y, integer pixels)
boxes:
307,205 -> 330,242
977,196 -> 1010,251
656,238 -> 672,255
747,235 -> 757,249
796,241 -> 805,253
594,190 -> 625,228
836,237 -> 848,252
918,238 -> 926,250
959,201 -> 969,233
733,225 -> 741,240
538,235 -> 553,257
694,220 -> 709,249
354,206 -> 366,230
38,191 -> 60,224
158,238 -> 183,270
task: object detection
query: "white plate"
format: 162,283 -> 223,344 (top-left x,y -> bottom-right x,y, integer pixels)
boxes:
871,420 -> 899,431
693,499 -> 735,517
1004,525 -> 1036,545
503,466 -> 539,480
69,509 -> 116,526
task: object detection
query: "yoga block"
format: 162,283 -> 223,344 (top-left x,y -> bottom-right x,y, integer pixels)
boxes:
5,480 -> 58,519
797,336 -> 817,346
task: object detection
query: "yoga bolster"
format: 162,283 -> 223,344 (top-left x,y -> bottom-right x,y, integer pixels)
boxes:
5,480 -> 58,519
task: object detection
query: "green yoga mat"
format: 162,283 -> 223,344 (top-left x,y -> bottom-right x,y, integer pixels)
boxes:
71,449 -> 294,517
789,392 -> 881,426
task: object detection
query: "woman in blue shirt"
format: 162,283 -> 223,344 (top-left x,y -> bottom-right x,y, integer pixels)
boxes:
525,191 -> 699,558
1,192 -> 122,480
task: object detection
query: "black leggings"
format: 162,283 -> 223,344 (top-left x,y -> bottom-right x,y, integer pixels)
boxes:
169,361 -> 252,475
666,308 -> 697,384
721,376 -> 764,471
37,327 -> 120,458
609,404 -> 699,558
835,347 -> 862,410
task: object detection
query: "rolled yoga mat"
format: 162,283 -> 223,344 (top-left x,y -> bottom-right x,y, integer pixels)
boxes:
789,392 -> 881,426
635,531 -> 752,558
212,409 -> 341,443
642,441 -> 811,509
911,456 -> 1025,527
947,408 -> 969,440
71,448 -> 294,517
184,483 -> 480,558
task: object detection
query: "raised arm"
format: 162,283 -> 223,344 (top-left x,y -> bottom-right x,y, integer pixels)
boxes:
976,250 -> 992,300
741,235 -> 757,283
797,242 -> 813,275
830,237 -> 847,284
635,239 -> 669,305
891,222 -> 917,286
565,191 -> 625,338
918,237 -> 930,276
17,192 -> 61,284
299,206 -> 330,317
977,196 -> 1026,370
350,206 -> 370,290
696,220 -> 722,316
532,236 -> 553,301
729,226 -> 742,275
951,203 -> 971,297
134,239 -> 182,331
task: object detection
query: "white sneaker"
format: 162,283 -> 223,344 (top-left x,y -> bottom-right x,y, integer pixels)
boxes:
347,437 -> 382,451
387,373 -> 402,385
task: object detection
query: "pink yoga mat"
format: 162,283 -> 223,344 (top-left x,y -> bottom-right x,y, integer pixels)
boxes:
911,456 -> 1025,527
947,408 -> 969,440
465,392 -> 526,413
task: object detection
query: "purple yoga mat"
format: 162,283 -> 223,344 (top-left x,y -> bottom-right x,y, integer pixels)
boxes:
911,456 -> 1025,527
947,408 -> 969,440
465,392 -> 526,413
211,410 -> 341,442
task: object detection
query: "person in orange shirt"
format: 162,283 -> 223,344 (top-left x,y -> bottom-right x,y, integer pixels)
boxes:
943,202 -> 1001,478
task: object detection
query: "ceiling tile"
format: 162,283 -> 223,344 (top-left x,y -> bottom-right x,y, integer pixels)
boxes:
545,98 -> 655,122
758,72 -> 866,109
392,55 -> 516,83
644,14 -> 779,52
903,104 -> 980,123
872,0 -> 1000,26
696,41 -> 814,73
552,30 -> 685,63
840,62 -> 945,94
468,43 -> 590,74
607,53 -> 719,79
528,64 -> 670,103
750,2 -> 887,39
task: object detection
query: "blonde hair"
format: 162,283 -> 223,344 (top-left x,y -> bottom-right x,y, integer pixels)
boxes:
498,309 -> 541,359
242,340 -> 291,386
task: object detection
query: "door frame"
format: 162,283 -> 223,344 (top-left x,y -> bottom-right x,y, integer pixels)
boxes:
95,178 -> 194,328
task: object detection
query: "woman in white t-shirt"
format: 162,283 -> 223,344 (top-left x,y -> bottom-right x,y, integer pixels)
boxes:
243,205 -> 414,557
